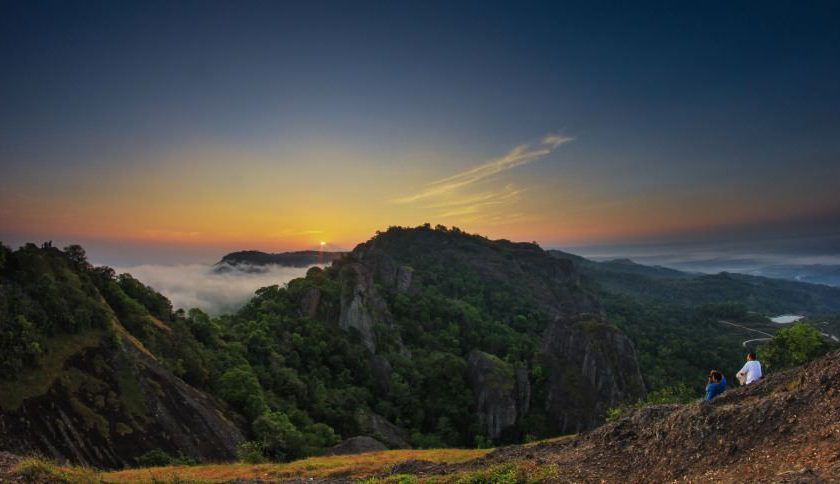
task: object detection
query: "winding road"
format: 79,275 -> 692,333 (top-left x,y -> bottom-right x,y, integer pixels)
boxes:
718,320 -> 774,348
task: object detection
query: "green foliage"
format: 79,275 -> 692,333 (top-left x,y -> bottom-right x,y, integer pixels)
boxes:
136,449 -> 197,467
644,383 -> 696,404
253,411 -> 305,460
760,323 -> 835,371
7,235 -> 838,466
236,441 -> 267,464
606,293 -> 746,394
0,244 -> 110,380
218,366 -> 268,420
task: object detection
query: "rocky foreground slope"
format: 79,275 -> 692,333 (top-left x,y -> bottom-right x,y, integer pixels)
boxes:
402,348 -> 840,482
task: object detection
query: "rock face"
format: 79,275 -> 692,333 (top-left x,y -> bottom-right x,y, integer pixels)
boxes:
467,350 -> 531,440
395,265 -> 414,293
299,286 -> 321,319
542,319 -> 646,433
324,436 -> 387,456
0,327 -> 245,469
338,262 -> 392,352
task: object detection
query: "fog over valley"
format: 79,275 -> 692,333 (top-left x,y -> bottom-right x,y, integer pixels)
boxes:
112,262 -> 320,315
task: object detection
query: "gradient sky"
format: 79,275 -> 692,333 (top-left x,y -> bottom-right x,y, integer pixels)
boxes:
2,1 -> 839,264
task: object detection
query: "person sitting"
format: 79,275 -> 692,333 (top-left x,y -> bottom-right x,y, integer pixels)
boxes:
704,370 -> 727,401
736,352 -> 763,385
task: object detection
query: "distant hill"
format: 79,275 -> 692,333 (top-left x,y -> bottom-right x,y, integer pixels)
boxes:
750,263 -> 840,287
548,250 -> 840,314
217,250 -> 345,270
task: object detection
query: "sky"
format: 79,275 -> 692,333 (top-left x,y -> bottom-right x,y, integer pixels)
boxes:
2,1 -> 839,265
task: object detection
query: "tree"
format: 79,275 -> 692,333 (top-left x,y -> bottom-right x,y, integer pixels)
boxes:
218,366 -> 267,420
252,411 -> 306,460
63,244 -> 90,269
761,323 -> 833,371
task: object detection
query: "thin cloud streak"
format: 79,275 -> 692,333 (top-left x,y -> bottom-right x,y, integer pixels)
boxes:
436,186 -> 526,218
393,134 -> 572,204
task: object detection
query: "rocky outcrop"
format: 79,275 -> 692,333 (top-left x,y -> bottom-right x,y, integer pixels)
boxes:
0,327 -> 245,469
541,318 -> 646,434
395,265 -> 414,293
354,409 -> 411,449
338,263 -> 392,352
299,286 -> 321,319
324,436 -> 388,456
467,350 -> 531,440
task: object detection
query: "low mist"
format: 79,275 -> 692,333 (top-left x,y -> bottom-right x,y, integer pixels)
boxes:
112,262 -> 320,315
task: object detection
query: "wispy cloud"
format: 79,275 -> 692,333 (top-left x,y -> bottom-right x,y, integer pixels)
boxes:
393,134 -> 572,204
431,185 -> 526,218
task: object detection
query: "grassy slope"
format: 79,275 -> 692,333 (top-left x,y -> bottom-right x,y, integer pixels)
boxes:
10,449 -> 487,483
8,437 -> 578,483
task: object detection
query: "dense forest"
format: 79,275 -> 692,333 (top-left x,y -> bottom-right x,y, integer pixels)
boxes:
2,227 -> 837,466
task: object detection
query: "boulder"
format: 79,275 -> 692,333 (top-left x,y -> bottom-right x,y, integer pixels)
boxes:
324,436 -> 387,456
354,409 -> 411,449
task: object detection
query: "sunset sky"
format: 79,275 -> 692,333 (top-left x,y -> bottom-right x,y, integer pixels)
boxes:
2,1 -> 839,264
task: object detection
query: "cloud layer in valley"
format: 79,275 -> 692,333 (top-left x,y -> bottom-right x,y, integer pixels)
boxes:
113,263 -> 319,315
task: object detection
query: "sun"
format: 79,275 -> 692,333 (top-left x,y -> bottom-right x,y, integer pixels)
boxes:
319,241 -> 326,247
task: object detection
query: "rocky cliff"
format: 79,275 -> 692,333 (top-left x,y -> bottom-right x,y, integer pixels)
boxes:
296,225 -> 646,439
466,350 -> 530,440
0,321 -> 244,469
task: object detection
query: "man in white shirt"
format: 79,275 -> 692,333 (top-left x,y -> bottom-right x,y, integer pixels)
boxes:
737,352 -> 763,385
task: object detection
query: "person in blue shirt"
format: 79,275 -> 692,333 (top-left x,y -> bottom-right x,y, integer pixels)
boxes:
704,370 -> 727,401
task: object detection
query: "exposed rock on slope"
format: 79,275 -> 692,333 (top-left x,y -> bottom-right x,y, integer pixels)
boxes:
0,322 -> 244,469
338,262 -> 393,353
467,350 -> 530,440
328,226 -> 646,436
542,319 -> 646,433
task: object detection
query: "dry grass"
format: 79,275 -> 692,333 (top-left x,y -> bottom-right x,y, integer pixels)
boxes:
102,448 -> 491,483
11,457 -> 102,483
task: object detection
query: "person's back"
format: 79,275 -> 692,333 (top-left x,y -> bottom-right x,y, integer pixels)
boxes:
738,352 -> 763,385
705,371 -> 727,401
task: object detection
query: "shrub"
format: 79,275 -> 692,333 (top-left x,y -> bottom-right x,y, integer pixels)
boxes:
761,323 -> 835,371
236,441 -> 267,464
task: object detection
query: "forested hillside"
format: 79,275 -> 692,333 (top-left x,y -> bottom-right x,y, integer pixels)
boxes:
549,250 -> 840,396
3,227 -> 838,469
0,227 -> 645,467
0,243 -> 244,468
